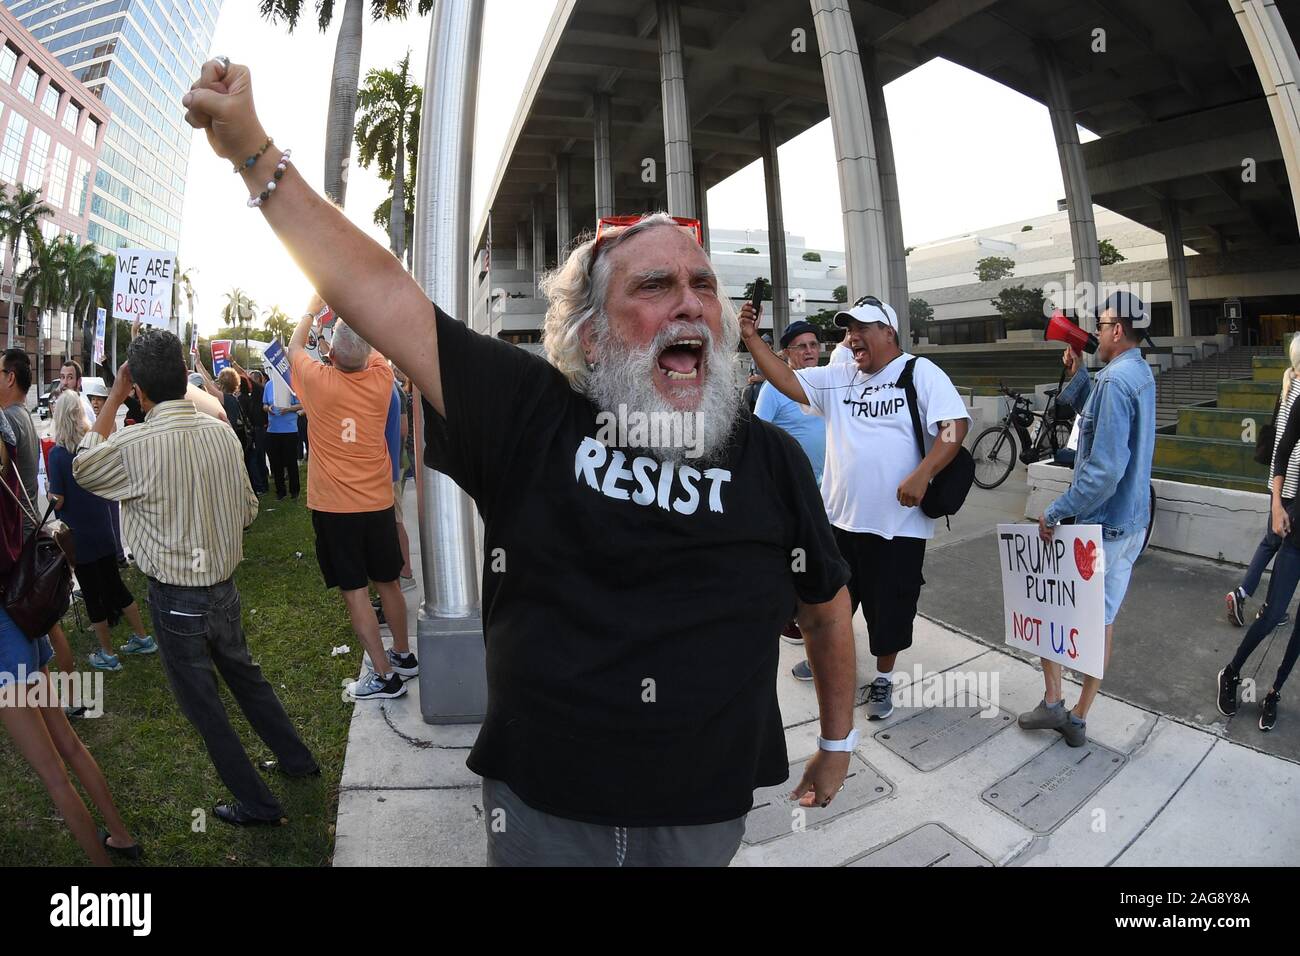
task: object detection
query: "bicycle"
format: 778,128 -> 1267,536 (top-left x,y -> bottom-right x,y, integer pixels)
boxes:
970,382 -> 1075,490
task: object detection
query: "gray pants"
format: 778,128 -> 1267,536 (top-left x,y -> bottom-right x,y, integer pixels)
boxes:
148,577 -> 317,820
482,777 -> 746,867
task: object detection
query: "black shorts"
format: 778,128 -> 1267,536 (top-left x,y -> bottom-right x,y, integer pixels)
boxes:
75,554 -> 135,626
311,508 -> 404,591
833,527 -> 927,658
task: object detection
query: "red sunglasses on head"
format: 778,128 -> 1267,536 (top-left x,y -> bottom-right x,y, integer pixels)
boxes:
594,214 -> 704,252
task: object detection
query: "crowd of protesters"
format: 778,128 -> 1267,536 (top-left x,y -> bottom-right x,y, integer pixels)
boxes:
4,50 -> 1269,869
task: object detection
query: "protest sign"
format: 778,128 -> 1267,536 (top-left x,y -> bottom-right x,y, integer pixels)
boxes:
997,523 -> 1106,679
112,249 -> 175,329
211,340 -> 232,375
92,308 -> 106,366
264,338 -> 293,407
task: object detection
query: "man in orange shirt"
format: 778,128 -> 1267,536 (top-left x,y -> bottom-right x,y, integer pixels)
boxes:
289,306 -> 416,700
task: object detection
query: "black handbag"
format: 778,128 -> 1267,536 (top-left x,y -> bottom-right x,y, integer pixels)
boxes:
898,357 -> 975,520
1256,393 -> 1280,466
0,466 -> 74,640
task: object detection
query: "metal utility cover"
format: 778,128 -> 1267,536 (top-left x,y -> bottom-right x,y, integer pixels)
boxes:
981,737 -> 1127,833
874,706 -> 1014,771
845,823 -> 994,867
743,752 -> 893,845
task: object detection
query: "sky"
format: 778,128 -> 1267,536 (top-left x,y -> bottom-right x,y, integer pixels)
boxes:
178,0 -> 1093,335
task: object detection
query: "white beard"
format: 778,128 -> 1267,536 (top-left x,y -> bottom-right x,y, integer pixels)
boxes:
586,317 -> 741,465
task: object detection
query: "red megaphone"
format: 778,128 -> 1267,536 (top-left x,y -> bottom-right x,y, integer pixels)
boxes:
1045,311 -> 1098,354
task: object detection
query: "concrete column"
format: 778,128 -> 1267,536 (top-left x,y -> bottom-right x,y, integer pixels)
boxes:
1039,44 -> 1101,330
694,162 -> 710,255
555,152 -> 572,257
759,114 -> 790,342
411,0 -> 487,723
1162,199 -> 1192,338
1232,0 -> 1300,232
656,0 -> 695,217
515,220 -> 528,271
34,73 -> 50,108
593,92 -> 614,218
810,0 -> 889,301
532,193 -> 546,289
864,50 -> 910,343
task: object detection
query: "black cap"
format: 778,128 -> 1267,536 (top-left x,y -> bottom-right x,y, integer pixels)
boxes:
779,320 -> 820,349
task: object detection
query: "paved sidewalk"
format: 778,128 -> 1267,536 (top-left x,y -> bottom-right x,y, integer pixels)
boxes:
333,483 -> 1300,867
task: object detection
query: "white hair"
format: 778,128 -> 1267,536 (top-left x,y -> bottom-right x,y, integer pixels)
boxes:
53,390 -> 88,453
539,212 -> 740,391
330,320 -> 372,371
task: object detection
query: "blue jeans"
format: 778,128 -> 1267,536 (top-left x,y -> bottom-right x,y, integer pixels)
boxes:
1240,518 -> 1282,599
1231,539 -> 1300,692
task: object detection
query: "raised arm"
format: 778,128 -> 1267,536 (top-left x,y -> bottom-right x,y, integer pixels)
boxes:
182,60 -> 444,416
737,302 -> 809,406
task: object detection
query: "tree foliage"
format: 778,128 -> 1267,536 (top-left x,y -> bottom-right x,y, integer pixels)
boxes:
1098,238 -> 1126,266
990,285 -> 1046,331
975,255 -> 1016,282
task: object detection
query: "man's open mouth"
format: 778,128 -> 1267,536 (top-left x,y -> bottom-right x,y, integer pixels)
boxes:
657,338 -> 704,381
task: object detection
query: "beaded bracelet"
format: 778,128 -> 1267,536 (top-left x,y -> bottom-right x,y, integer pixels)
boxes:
247,149 -> 292,208
233,136 -> 273,174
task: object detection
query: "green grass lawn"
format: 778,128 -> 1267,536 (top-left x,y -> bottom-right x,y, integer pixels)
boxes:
0,465 -> 362,866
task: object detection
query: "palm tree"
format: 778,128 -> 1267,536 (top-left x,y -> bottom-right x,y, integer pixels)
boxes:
222,288 -> 258,357
53,236 -> 99,366
264,306 -> 294,343
356,51 -> 421,263
18,233 -> 68,395
259,0 -> 434,207
0,185 -> 54,349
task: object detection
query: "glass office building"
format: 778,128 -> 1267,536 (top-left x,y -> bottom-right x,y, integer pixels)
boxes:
1,0 -> 221,252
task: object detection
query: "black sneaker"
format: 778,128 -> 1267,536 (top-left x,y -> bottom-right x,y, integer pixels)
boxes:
1226,588 -> 1246,627
387,650 -> 419,679
372,601 -> 386,626
1217,666 -> 1241,717
1260,691 -> 1279,732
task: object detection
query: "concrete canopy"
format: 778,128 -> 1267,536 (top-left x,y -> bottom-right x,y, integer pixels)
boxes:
477,0 -> 1299,266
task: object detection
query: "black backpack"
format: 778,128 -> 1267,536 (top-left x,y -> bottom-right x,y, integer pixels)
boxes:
897,357 -> 975,520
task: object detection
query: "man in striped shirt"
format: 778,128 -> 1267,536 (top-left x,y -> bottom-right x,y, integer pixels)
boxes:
73,330 -> 319,827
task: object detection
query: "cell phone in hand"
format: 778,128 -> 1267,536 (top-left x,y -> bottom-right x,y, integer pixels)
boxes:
750,277 -> 766,314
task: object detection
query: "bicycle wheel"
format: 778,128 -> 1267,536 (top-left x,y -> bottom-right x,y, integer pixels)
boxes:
1048,419 -> 1073,458
1141,483 -> 1157,554
971,425 -> 1017,489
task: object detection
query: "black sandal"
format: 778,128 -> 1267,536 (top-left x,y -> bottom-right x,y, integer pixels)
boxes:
98,827 -> 143,861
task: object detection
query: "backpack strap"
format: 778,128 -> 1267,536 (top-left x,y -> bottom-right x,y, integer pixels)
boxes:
898,357 -> 927,461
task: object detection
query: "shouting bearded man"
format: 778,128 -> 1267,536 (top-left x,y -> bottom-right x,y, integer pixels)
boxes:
183,58 -> 856,867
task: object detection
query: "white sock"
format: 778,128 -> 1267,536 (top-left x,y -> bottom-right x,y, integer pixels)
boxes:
876,669 -> 895,683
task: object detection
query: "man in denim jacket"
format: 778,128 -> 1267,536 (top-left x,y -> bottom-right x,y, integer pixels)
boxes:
1019,292 -> 1155,746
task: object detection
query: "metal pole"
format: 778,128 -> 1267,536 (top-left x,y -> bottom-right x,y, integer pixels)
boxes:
412,0 -> 487,723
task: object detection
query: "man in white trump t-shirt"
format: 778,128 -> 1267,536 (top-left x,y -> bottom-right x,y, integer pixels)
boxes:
741,295 -> 969,717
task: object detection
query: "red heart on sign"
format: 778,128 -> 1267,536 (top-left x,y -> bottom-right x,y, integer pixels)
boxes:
1074,539 -> 1097,581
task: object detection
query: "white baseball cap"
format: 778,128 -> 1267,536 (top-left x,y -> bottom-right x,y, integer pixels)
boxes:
834,295 -> 898,332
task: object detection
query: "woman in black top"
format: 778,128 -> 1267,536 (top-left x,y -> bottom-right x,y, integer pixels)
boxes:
1219,394 -> 1300,732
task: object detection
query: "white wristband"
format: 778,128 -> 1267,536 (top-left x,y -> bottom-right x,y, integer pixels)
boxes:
817,728 -> 860,752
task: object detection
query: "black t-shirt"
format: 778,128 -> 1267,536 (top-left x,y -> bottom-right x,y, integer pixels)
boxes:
424,308 -> 849,827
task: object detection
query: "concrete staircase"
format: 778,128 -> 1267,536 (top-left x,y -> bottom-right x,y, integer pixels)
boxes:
1153,346 -> 1272,429
1154,349 -> 1287,492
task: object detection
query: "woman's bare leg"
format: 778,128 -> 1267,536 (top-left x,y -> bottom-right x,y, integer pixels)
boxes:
47,622 -> 75,673
120,602 -> 148,638
39,683 -> 135,850
0,694 -> 111,865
